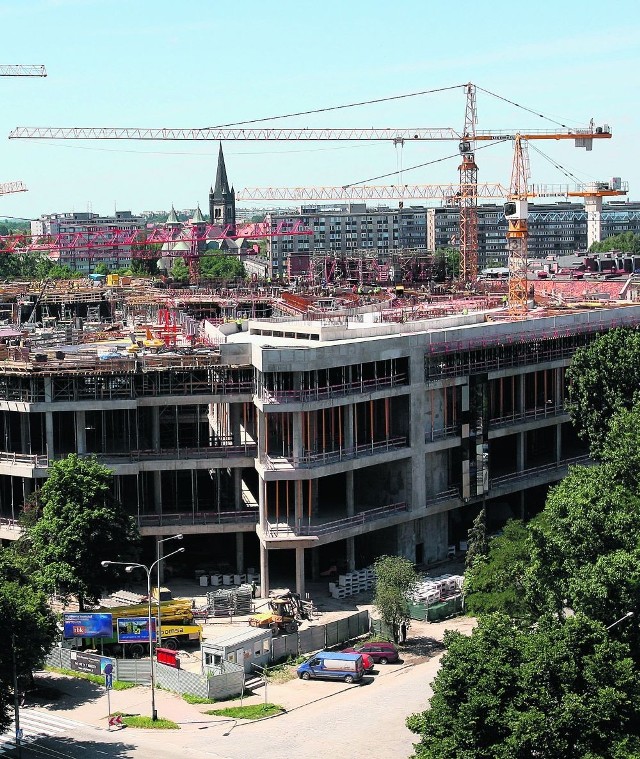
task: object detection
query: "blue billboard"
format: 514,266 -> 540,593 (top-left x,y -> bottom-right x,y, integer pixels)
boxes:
63,612 -> 113,639
116,616 -> 157,643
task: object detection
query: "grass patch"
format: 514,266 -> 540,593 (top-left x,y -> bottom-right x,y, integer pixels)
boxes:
113,712 -> 180,729
182,693 -> 216,705
45,667 -> 135,690
265,655 -> 306,684
205,703 -> 283,720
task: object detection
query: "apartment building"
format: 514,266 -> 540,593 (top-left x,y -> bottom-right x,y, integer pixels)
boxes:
427,201 -> 640,268
31,211 -> 145,273
2,299 -> 638,597
265,204 -> 428,279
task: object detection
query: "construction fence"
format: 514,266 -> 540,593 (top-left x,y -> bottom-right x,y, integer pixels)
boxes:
43,610 -> 370,701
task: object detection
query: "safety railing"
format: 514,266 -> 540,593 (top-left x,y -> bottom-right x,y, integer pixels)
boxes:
138,509 -> 259,527
259,374 -> 408,404
269,502 -> 408,537
490,454 -> 591,488
261,436 -> 408,470
426,425 -> 460,443
84,444 -> 258,463
0,451 -> 48,467
489,404 -> 567,427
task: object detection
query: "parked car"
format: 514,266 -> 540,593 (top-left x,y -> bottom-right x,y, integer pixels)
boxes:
341,648 -> 374,671
351,641 -> 399,664
296,651 -> 364,683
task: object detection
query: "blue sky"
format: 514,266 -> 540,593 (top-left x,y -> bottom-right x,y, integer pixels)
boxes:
0,0 -> 638,220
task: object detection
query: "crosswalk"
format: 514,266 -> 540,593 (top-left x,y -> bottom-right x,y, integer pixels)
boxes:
0,709 -> 90,755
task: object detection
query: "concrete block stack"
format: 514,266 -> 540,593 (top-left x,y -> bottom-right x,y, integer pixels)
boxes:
329,567 -> 374,599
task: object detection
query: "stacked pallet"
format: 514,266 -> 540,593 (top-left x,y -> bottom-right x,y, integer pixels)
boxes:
413,574 -> 464,604
329,567 -> 374,599
206,585 -> 256,617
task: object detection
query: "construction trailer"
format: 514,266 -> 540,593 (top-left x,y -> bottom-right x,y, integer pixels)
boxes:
201,627 -> 272,674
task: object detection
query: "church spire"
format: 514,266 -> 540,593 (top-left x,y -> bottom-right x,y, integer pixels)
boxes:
212,142 -> 231,201
209,143 -> 236,228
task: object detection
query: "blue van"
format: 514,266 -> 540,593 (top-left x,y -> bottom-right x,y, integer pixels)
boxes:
297,651 -> 364,683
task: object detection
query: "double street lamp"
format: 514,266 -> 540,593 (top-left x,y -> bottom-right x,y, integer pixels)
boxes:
156,534 -> 183,648
102,545 -> 185,722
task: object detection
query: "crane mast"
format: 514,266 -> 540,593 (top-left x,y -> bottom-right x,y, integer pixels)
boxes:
458,83 -> 478,284
505,136 -> 531,311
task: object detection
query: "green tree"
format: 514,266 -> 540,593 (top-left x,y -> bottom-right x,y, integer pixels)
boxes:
523,464 -> 640,657
94,262 -> 109,275
0,551 -> 58,731
25,454 -> 139,609
434,247 -> 460,280
599,404 -> 640,489
465,503 -> 488,570
373,555 -> 418,642
200,251 -> 245,280
566,327 -> 640,454
463,519 -> 534,620
407,613 -> 640,759
170,257 -> 190,283
589,231 -> 640,255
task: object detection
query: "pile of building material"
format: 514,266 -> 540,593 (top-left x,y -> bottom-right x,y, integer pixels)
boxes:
410,574 -> 464,622
105,590 -> 146,606
206,584 -> 255,617
329,567 -> 374,599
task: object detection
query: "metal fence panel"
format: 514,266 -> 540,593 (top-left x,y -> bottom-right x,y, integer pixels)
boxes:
298,626 -> 324,655
336,618 -> 350,644
45,647 -> 72,670
207,662 -> 244,701
324,621 -> 338,648
114,659 -> 151,684
156,662 -> 208,698
270,635 -> 288,662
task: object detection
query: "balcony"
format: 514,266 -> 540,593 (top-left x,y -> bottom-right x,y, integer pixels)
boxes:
90,444 -> 257,464
489,404 -> 567,429
0,451 -> 48,467
267,502 -> 408,538
261,436 -> 409,471
138,509 -> 259,529
426,425 -> 460,443
489,454 -> 591,489
259,374 -> 408,404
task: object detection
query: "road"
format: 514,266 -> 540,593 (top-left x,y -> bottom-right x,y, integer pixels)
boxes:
13,657 -> 441,759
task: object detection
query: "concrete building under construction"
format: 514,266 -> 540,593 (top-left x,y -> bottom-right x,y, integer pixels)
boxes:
1,279 -> 638,596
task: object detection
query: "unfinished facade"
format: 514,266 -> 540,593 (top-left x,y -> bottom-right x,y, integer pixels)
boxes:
2,293 -> 638,597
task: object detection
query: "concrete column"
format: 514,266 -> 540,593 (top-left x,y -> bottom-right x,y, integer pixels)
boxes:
153,473 -> 162,515
585,194 -> 603,248
344,404 -> 354,449
75,411 -> 86,455
345,470 -> 355,517
346,537 -> 356,571
151,406 -> 160,451
45,412 -> 54,460
517,431 -> 526,472
230,403 -> 241,446
421,512 -> 448,564
234,469 -> 242,510
295,480 -> 303,531
157,537 -> 165,584
258,475 -> 267,531
235,532 -> 244,574
295,546 -> 305,597
518,374 -> 526,414
311,549 -> 320,581
20,413 -> 30,454
259,543 -> 270,598
397,521 -> 416,563
292,411 -> 303,459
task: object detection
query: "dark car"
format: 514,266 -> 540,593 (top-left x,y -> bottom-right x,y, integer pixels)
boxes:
353,641 -> 399,664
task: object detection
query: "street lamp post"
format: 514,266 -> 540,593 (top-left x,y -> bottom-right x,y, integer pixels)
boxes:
156,534 -> 183,648
606,611 -> 634,631
101,547 -> 185,722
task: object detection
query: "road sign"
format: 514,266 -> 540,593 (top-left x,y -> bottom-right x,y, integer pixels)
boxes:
105,673 -> 113,690
69,650 -> 114,677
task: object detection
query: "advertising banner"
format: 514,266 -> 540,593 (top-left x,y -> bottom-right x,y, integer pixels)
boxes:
63,612 -> 113,639
69,650 -> 114,677
116,616 -> 157,643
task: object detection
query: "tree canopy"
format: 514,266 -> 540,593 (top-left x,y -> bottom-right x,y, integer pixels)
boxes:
566,327 -> 640,454
0,551 -> 58,731
170,257 -> 190,283
589,231 -> 640,254
200,251 -> 245,280
373,555 -> 418,642
407,613 -> 640,759
24,454 -> 139,609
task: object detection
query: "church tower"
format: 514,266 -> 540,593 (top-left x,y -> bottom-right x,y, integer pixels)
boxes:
209,143 -> 236,229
